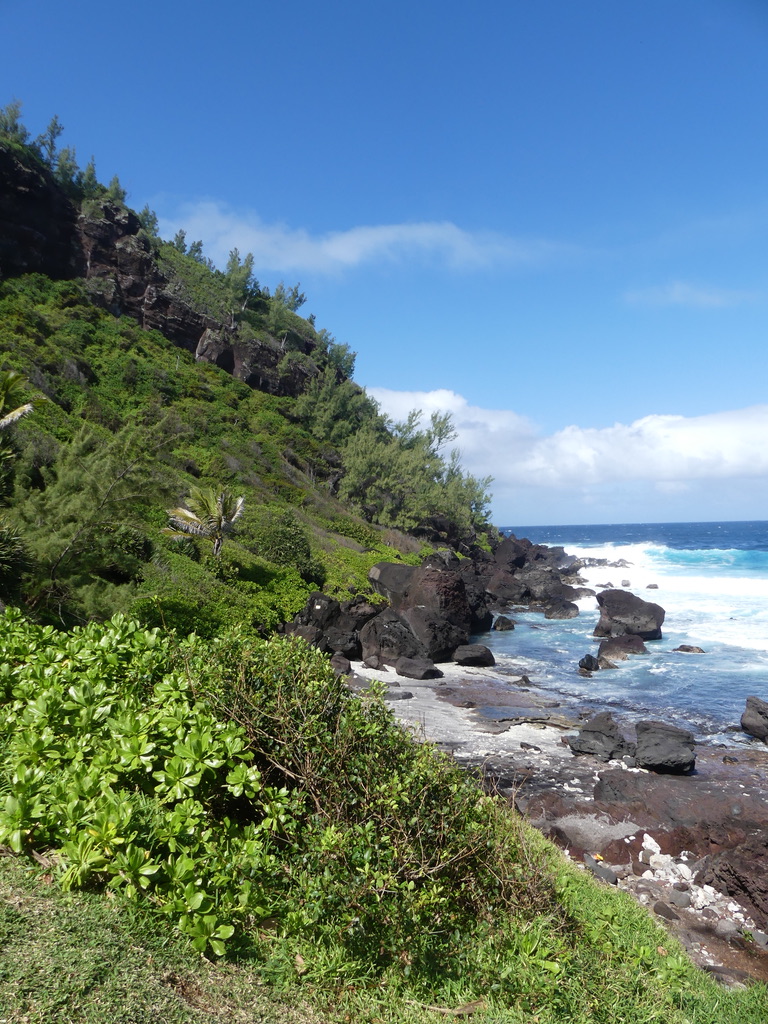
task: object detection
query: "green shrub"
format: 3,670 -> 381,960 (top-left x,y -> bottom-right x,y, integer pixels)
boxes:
1,610 -> 766,1020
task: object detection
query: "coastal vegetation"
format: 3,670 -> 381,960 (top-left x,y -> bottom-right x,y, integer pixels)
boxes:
0,105 -> 766,1022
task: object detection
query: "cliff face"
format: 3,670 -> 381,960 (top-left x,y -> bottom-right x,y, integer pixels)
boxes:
0,143 -> 319,398
0,144 -> 84,280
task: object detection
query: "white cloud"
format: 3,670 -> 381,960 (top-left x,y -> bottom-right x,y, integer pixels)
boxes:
624,281 -> 756,308
156,201 -> 571,274
368,387 -> 768,522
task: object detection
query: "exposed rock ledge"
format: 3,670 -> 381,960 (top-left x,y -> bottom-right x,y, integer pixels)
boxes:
349,661 -> 768,988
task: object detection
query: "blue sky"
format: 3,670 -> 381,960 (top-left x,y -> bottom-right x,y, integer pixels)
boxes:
3,0 -> 768,525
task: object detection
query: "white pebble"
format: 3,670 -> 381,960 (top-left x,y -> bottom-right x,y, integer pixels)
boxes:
642,833 -> 661,855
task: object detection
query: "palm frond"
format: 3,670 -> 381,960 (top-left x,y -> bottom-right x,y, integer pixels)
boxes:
0,402 -> 34,431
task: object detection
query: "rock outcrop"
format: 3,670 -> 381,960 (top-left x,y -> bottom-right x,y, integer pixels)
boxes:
568,713 -> 632,761
741,696 -> 768,742
634,720 -> 696,773
0,142 -> 321,398
593,589 -> 665,641
287,531 -> 605,666
0,144 -> 84,279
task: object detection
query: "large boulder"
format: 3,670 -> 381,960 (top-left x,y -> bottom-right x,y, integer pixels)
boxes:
293,591 -> 341,630
597,635 -> 648,660
515,568 -> 573,603
395,565 -> 472,661
544,598 -> 579,619
634,721 -> 695,773
578,654 -> 600,672
368,562 -> 417,604
457,560 -> 494,632
741,696 -> 768,742
492,615 -> 515,631
322,627 -> 361,660
399,604 -> 469,662
485,569 -> 530,604
493,536 -> 528,571
335,596 -> 381,632
451,644 -> 495,667
593,589 -> 665,641
568,712 -> 633,761
395,657 -> 443,680
358,609 -> 425,664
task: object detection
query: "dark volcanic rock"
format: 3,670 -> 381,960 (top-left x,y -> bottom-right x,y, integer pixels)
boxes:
568,712 -> 633,762
493,536 -> 528,570
579,654 -> 600,672
594,589 -> 665,641
368,562 -> 417,604
359,609 -> 425,663
674,645 -> 705,654
492,615 -> 515,631
1,144 -> 322,399
701,830 -> 768,929
329,653 -> 351,676
597,635 -> 648,659
399,604 -> 468,662
396,565 -> 472,661
451,644 -> 495,667
741,696 -> 768,742
0,143 -> 84,279
485,569 -> 530,604
395,657 -> 443,680
543,598 -> 579,619
289,624 -> 322,646
293,591 -> 341,630
456,560 -> 494,632
335,596 -> 380,632
517,568 -> 573,603
322,628 -> 361,660
634,720 -> 696,774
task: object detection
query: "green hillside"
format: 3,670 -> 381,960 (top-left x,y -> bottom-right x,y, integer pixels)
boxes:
0,103 -> 493,631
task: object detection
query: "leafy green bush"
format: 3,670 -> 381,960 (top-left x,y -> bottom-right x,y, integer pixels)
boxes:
0,611 -> 281,955
241,503 -> 325,586
2,610 -> 767,1020
0,612 -> 552,967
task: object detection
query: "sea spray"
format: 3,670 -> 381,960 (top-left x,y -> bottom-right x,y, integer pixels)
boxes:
481,521 -> 768,742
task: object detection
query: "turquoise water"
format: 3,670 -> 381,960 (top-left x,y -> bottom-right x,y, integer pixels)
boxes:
478,521 -> 768,742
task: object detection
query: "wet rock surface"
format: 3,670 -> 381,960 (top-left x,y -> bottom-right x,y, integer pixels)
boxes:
741,695 -> 768,742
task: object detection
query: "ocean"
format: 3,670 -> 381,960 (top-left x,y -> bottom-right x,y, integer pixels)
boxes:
480,521 -> 768,745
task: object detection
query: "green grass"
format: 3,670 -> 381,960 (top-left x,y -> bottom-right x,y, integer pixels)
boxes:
3,852 -> 768,1024
0,856 -> 326,1024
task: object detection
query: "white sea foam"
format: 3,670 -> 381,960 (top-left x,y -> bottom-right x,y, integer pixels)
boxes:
485,527 -> 768,738
568,542 -> 768,653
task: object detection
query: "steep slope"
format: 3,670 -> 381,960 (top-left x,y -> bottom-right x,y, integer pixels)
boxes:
0,122 -> 493,631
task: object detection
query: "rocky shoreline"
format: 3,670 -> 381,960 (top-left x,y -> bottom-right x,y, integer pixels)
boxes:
284,532 -> 768,988
347,660 -> 768,988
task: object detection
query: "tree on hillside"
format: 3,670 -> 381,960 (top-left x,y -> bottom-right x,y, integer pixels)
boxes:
34,114 -> 64,166
225,248 -> 260,320
272,282 -> 306,312
0,370 -> 45,492
0,370 -> 41,433
0,370 -> 40,602
0,100 -> 29,145
14,424 -> 173,625
164,486 -> 245,557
